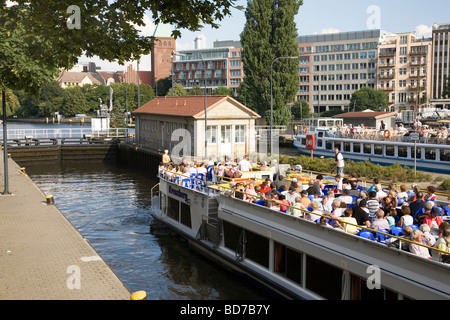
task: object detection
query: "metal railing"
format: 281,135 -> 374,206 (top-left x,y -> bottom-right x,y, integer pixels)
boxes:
0,128 -> 133,140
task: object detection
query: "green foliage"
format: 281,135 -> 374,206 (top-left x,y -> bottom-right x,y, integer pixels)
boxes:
190,86 -> 205,96
1,0 -> 237,95
440,179 -> 450,191
349,87 -> 388,111
61,86 -> 88,116
443,75 -> 450,99
279,154 -> 433,184
212,86 -> 232,96
291,99 -> 310,119
0,89 -> 21,116
241,0 -> 302,125
167,83 -> 188,97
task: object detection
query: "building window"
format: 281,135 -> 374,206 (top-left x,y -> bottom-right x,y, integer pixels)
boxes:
235,125 -> 245,143
221,125 -> 231,143
207,126 -> 217,144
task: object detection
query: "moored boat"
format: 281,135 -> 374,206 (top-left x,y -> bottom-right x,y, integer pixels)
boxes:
150,166 -> 450,300
293,118 -> 450,173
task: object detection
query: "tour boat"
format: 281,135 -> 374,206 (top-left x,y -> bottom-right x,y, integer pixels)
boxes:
293,118 -> 450,173
150,169 -> 450,300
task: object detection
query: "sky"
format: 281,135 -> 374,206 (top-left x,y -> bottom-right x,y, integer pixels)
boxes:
83,0 -> 450,72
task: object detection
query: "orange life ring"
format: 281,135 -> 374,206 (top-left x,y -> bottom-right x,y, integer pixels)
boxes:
384,130 -> 391,138
303,127 -> 308,134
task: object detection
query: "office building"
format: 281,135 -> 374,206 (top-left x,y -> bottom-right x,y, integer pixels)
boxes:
431,23 -> 450,108
297,30 -> 394,114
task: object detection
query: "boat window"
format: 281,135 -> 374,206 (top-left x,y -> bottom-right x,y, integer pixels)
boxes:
167,197 -> 180,221
386,145 -> 395,157
305,255 -> 342,300
180,202 -> 192,228
424,148 -> 436,161
222,222 -> 269,268
326,120 -> 334,127
374,144 -> 383,155
319,120 -> 326,127
356,276 -> 400,300
363,144 -> 372,154
275,242 -> 303,285
398,146 -> 408,157
441,149 -> 450,162
414,147 -> 422,160
353,143 -> 361,153
344,142 -> 351,152
301,138 -> 306,145
318,131 -> 324,137
317,139 -> 323,147
326,141 -> 333,150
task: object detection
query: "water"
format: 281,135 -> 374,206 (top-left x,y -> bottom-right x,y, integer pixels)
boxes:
23,159 -> 271,300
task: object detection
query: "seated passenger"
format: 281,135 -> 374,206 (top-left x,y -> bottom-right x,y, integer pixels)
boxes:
370,209 -> 390,231
409,230 -> 432,259
334,208 -> 358,234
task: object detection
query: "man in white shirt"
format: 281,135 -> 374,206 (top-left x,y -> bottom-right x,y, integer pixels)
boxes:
238,155 -> 253,172
375,184 -> 387,201
339,189 -> 354,205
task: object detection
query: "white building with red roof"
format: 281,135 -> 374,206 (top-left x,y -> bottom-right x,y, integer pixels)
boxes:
133,95 -> 260,161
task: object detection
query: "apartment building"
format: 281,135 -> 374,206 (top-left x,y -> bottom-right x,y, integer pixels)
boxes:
297,30 -> 394,114
377,32 -> 432,112
431,23 -> 450,108
172,41 -> 244,95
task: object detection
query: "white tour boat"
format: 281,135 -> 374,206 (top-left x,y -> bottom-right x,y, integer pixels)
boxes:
150,169 -> 450,300
293,118 -> 450,173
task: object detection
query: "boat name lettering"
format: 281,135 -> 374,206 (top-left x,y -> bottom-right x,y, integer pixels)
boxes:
168,186 -> 189,203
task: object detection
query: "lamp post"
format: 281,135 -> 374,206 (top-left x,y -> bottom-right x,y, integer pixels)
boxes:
270,56 -> 298,154
199,53 -> 208,160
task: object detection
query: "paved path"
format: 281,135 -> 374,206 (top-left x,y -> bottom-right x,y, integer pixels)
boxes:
0,150 -> 131,299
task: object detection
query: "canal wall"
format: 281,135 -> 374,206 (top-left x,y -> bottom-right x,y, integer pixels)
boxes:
6,140 -> 163,177
116,142 -> 161,176
7,144 -> 118,164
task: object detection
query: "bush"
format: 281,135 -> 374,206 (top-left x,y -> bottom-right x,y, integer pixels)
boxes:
440,179 -> 450,191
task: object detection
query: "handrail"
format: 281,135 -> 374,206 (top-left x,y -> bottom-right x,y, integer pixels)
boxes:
214,181 -> 450,260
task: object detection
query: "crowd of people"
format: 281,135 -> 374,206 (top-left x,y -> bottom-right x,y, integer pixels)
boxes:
331,121 -> 450,144
224,170 -> 450,262
158,150 -> 450,263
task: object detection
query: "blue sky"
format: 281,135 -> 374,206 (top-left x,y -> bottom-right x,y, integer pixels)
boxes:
88,0 -> 450,71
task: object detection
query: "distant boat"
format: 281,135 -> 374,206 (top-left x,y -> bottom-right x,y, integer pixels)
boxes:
293,118 -> 450,173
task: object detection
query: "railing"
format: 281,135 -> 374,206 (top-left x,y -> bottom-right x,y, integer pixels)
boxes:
0,128 -> 133,140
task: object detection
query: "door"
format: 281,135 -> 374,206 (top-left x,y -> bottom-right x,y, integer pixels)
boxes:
220,125 -> 232,155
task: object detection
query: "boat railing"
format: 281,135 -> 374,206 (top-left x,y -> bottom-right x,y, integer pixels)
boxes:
298,125 -> 450,144
220,184 -> 450,264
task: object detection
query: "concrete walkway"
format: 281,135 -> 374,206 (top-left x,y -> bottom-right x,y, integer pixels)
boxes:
0,150 -> 131,299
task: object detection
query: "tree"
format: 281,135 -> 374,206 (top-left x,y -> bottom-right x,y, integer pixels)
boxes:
212,86 -> 232,96
0,90 -> 20,116
61,86 -> 87,116
291,99 -> 310,120
167,83 -> 188,97
190,86 -> 205,96
240,0 -> 302,125
0,0 -> 238,96
349,87 -> 388,112
443,75 -> 450,99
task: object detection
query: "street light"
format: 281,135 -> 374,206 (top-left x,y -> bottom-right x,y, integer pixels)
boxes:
270,56 -> 298,154
199,53 -> 208,160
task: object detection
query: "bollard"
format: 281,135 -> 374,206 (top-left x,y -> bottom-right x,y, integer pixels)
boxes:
46,195 -> 55,205
130,290 -> 147,300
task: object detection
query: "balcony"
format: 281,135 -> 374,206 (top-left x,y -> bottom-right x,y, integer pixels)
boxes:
409,72 -> 426,78
378,72 -> 396,79
378,62 -> 395,68
379,50 -> 396,57
380,85 -> 395,91
410,49 -> 428,55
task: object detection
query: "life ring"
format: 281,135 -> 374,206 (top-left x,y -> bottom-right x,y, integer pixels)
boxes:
384,130 -> 391,138
303,127 -> 308,134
